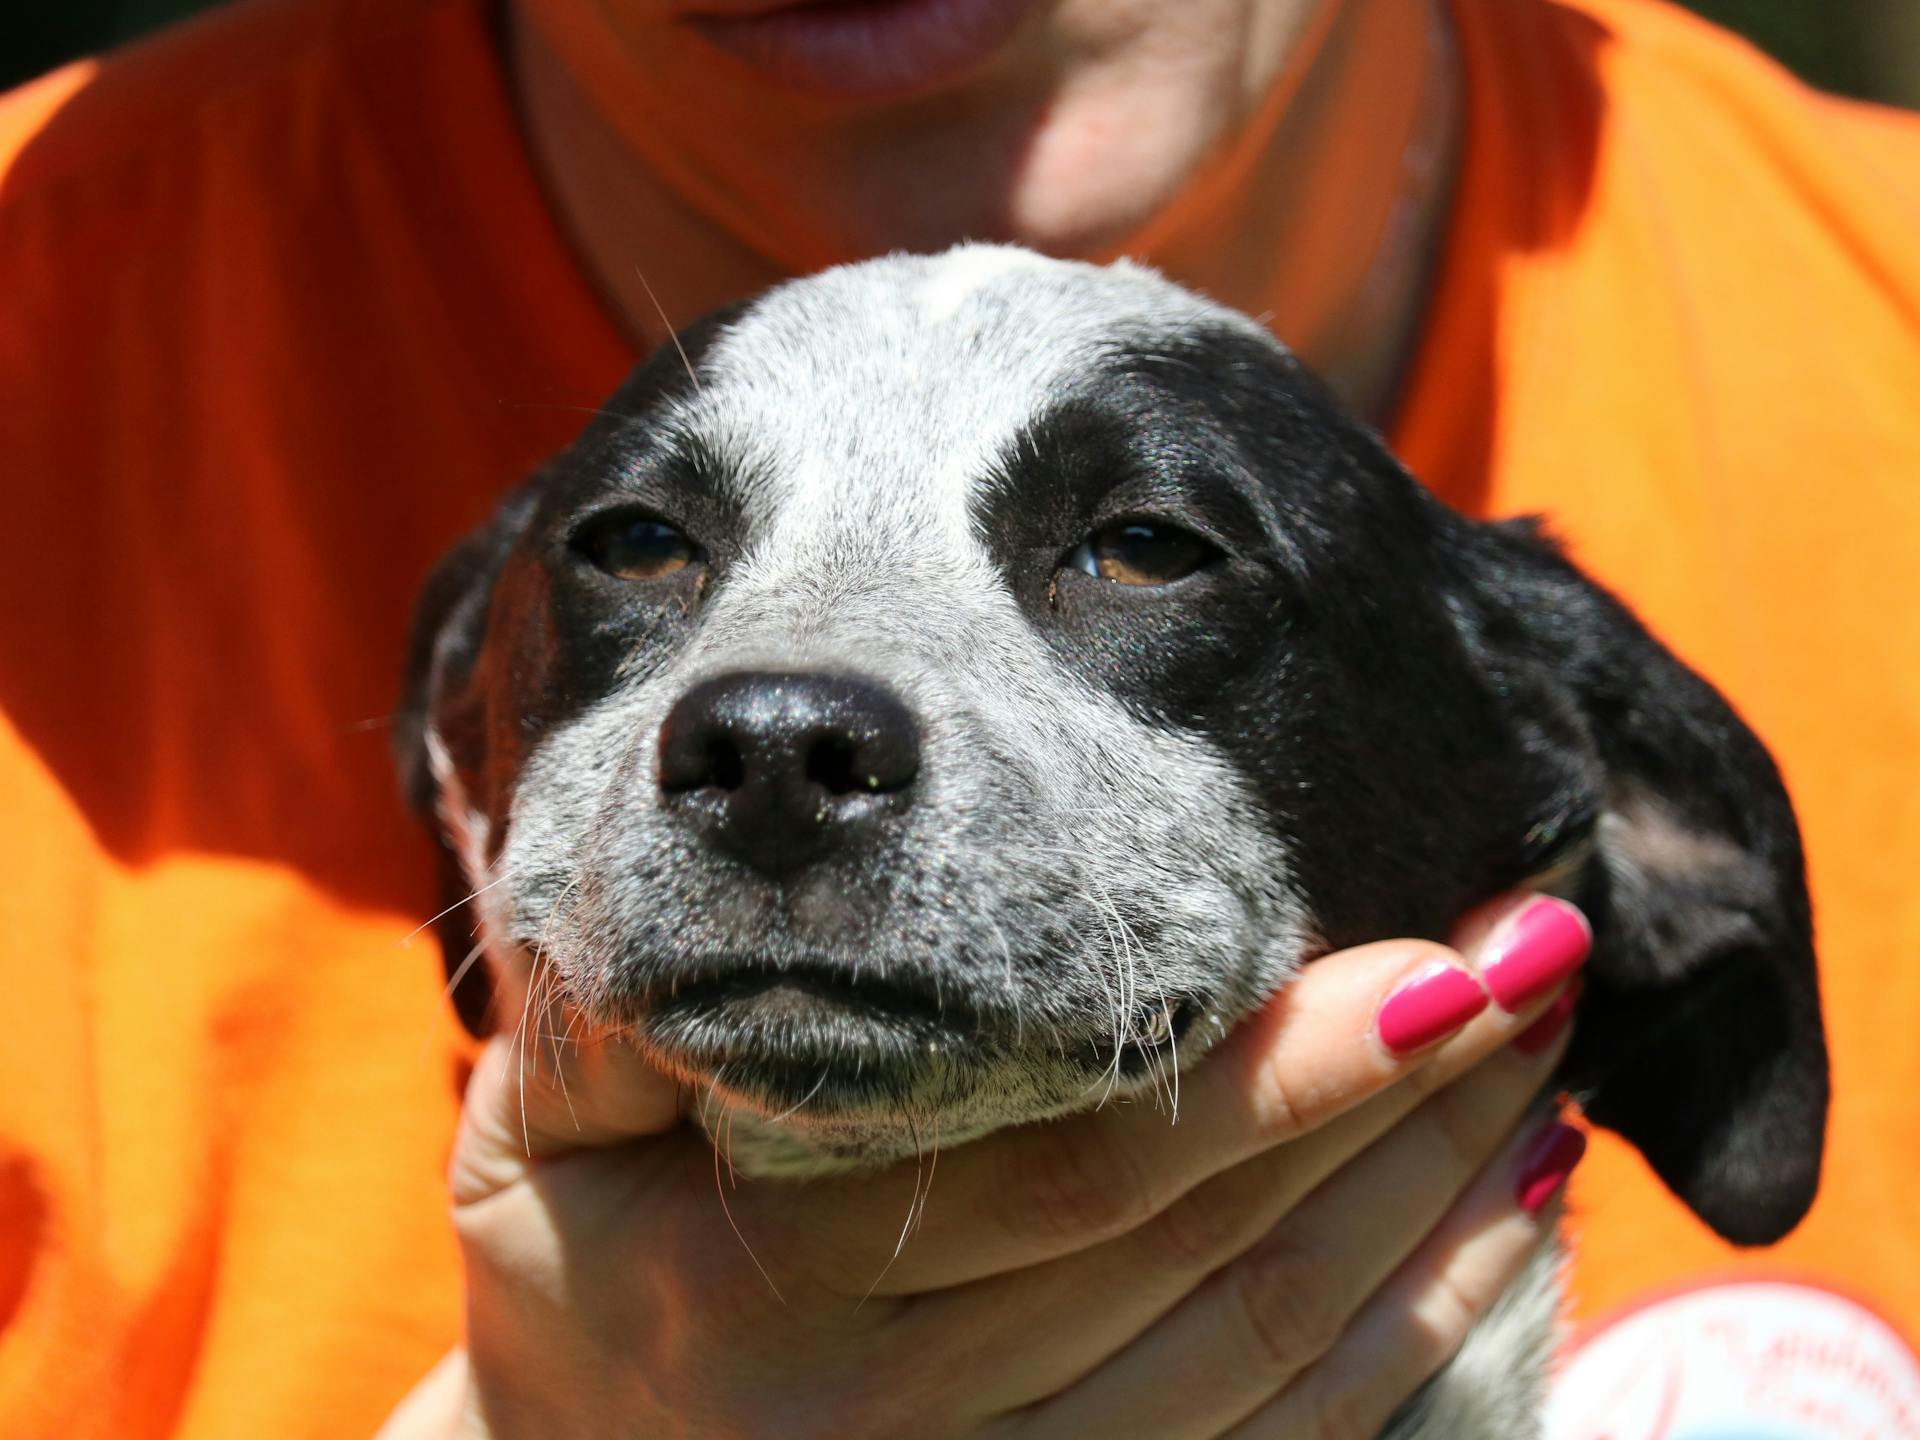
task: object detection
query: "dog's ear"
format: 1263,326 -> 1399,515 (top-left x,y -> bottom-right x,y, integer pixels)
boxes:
393,483 -> 542,1037
1454,515 -> 1828,1245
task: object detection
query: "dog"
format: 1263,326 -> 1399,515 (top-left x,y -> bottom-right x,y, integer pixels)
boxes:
395,246 -> 1828,1436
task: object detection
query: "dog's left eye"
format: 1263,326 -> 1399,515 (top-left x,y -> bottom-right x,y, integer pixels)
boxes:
574,511 -> 702,581
1064,520 -> 1216,586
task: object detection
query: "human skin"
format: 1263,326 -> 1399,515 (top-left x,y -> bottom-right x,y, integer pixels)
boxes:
379,3 -> 1580,1433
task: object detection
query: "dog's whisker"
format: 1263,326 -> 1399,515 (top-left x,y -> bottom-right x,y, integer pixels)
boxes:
981,913 -> 1023,1047
531,870 -> 586,976
904,1105 -> 924,1235
399,865 -> 520,948
1078,885 -> 1123,1034
858,1107 -> 929,1309
441,940 -> 489,1005
1115,916 -> 1178,1119
557,998 -> 594,1058
546,995 -> 582,1134
510,947 -> 548,1158
708,1091 -> 786,1306
699,1066 -> 729,1145
1082,874 -> 1134,1108
918,1114 -> 942,1238
766,1067 -> 832,1124
1083,861 -> 1182,1120
1159,1006 -> 1175,1128
1131,945 -> 1182,1125
418,936 -> 491,1066
633,264 -> 701,394
495,400 -> 647,424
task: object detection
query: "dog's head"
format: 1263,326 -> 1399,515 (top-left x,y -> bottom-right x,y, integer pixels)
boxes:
398,247 -> 1825,1243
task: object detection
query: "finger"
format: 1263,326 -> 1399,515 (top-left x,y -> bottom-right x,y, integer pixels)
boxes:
976,1023 -> 1572,1435
1222,1118 -> 1586,1440
451,1027 -> 686,1205
763,895 -> 1586,1296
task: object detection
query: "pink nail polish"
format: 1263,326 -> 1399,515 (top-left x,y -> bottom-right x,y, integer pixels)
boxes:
1515,1122 -> 1587,1214
1512,981 -> 1582,1055
1482,899 -> 1591,1013
1377,962 -> 1490,1056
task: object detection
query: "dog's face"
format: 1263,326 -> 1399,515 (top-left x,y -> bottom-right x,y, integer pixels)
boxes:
401,247 -> 1827,1243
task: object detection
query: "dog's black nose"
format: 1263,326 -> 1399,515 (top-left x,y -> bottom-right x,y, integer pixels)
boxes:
657,671 -> 920,876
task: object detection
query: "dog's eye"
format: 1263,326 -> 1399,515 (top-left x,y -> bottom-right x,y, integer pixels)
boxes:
1065,521 -> 1215,586
576,511 -> 702,581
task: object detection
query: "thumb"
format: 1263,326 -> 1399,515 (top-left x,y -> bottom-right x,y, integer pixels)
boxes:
451,1021 -> 686,1204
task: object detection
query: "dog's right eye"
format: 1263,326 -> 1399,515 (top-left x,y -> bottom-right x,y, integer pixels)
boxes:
1063,520 -> 1217,586
574,511 -> 702,581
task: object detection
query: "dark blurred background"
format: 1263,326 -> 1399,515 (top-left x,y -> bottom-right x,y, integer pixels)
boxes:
3,0 -> 1920,106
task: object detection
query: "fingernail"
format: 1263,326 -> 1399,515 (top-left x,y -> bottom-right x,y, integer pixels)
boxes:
1481,898 -> 1590,1013
1515,1121 -> 1587,1214
1511,980 -> 1582,1055
1377,961 -> 1490,1056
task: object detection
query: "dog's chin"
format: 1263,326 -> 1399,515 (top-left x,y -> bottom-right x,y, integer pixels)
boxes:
634,968 -> 988,1116
615,964 -> 1208,1174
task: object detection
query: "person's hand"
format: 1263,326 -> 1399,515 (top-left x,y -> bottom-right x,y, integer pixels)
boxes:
378,893 -> 1590,1440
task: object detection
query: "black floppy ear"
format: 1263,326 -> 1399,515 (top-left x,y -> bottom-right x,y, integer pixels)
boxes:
393,484 -> 541,1037
1458,517 -> 1828,1245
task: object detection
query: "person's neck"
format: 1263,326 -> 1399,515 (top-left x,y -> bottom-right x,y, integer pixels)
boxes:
1142,0 -> 1461,420
506,0 -> 1459,424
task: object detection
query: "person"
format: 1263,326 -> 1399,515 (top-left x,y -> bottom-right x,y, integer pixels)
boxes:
0,0 -> 1914,1435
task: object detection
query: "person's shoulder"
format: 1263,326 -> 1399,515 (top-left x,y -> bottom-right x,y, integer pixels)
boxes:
1509,0 -> 1920,342
1557,0 -> 1920,210
0,0 -> 461,211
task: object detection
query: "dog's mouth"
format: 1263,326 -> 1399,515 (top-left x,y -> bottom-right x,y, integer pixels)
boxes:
645,957 -> 978,1037
625,954 -> 1207,1113
629,956 -> 986,1108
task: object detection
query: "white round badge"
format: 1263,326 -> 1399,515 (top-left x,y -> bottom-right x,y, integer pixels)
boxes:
1545,1279 -> 1920,1439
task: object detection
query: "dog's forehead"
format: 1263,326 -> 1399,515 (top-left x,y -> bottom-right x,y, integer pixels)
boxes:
673,248 -> 1266,527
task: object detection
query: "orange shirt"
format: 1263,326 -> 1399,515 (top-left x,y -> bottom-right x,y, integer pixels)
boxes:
1,0 -> 1916,1434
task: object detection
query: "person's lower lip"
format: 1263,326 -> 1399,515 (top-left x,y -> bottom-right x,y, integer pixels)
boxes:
687,0 -> 1039,100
